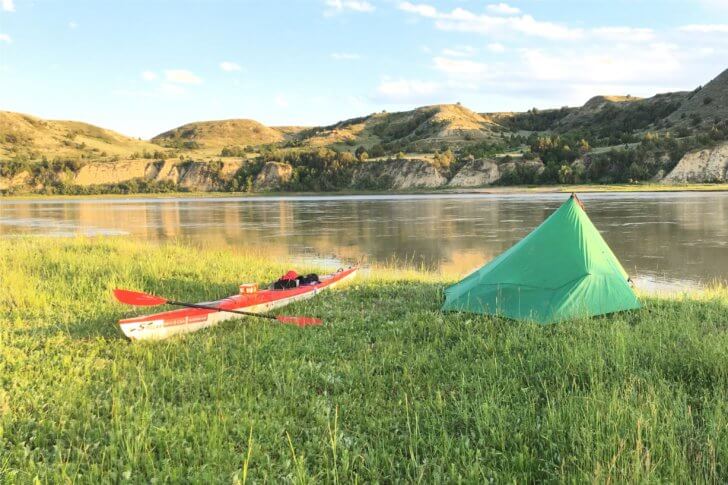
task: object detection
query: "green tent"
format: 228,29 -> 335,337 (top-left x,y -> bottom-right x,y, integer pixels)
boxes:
442,194 -> 640,324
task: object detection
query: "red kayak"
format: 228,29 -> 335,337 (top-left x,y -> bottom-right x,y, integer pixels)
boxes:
118,267 -> 358,341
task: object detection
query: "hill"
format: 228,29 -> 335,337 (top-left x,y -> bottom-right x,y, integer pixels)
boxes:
290,104 -> 504,154
1,67 -> 727,194
0,111 -> 162,160
151,119 -> 287,155
668,68 -> 728,127
495,92 -> 688,142
555,95 -> 645,129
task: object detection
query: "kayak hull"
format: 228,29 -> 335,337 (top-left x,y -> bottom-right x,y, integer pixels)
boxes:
118,267 -> 357,341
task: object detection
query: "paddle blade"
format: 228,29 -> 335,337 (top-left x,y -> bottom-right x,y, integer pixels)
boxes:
113,289 -> 168,307
276,315 -> 323,326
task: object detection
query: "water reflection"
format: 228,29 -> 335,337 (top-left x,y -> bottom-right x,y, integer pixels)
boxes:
2,192 -> 727,292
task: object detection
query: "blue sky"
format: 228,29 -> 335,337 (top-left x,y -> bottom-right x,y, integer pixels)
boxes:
1,0 -> 726,138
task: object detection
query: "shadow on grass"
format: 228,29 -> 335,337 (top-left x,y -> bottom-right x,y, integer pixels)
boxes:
8,278 -> 243,341
8,311 -> 129,341
12,276 -> 728,344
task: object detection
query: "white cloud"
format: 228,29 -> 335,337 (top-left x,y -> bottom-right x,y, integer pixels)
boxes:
375,78 -> 440,102
423,37 -> 721,108
517,44 -> 682,85
324,0 -> 374,15
275,94 -> 289,107
68,21 -> 79,29
398,3 -> 667,44
486,3 -> 520,15
698,0 -> 728,10
331,52 -> 361,60
437,13 -> 584,40
0,33 -> 11,43
679,24 -> 728,33
592,26 -> 654,42
399,3 -> 584,40
141,71 -> 157,81
443,45 -> 681,91
164,69 -> 202,84
441,45 -> 477,57
389,4 -> 724,110
1,0 -> 14,12
220,61 -> 242,71
399,2 -> 437,17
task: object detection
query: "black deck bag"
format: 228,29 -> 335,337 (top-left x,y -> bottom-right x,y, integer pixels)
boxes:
296,273 -> 320,286
273,278 -> 299,290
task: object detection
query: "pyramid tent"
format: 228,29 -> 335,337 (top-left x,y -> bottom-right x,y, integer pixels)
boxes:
442,194 -> 640,324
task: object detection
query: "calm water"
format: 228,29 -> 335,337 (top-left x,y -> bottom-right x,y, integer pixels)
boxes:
2,192 -> 727,292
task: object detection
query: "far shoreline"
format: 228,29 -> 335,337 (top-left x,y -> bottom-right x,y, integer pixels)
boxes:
2,182 -> 728,201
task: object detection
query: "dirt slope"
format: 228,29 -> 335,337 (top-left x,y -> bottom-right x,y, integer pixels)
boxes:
0,111 -> 161,160
151,119 -> 286,153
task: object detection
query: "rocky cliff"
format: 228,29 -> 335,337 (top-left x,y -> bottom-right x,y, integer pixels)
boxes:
663,142 -> 728,183
352,158 -> 447,190
72,160 -> 156,186
448,159 -> 500,187
0,171 -> 31,191
0,158 -> 248,193
178,160 -> 244,191
254,162 -> 293,191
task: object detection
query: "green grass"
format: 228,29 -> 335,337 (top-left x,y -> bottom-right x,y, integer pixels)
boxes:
1,238 -> 727,482
2,181 -> 727,200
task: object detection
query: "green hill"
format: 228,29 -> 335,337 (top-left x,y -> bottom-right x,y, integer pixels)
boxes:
668,68 -> 728,127
290,103 -> 504,154
0,111 -> 162,161
151,119 -> 287,155
1,68 -> 727,194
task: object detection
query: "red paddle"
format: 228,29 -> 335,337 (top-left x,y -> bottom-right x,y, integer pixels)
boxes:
113,289 -> 323,327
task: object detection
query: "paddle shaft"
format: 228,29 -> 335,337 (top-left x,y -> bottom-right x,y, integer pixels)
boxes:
113,288 -> 322,325
167,300 -> 279,320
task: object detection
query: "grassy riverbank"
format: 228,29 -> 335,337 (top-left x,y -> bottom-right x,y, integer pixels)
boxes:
1,238 -> 727,482
2,182 -> 727,200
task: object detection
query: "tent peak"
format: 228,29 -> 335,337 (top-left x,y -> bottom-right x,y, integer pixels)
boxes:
570,193 -> 585,211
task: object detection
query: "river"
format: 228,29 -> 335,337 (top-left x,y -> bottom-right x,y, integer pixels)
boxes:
2,192 -> 727,292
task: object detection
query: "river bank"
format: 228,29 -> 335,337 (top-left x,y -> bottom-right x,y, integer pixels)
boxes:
1,182 -> 728,201
1,238 -> 726,482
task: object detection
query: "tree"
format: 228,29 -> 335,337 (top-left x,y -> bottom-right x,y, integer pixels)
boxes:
433,148 -> 454,168
577,138 -> 590,154
558,164 -> 573,184
354,146 -> 368,161
369,144 -> 385,158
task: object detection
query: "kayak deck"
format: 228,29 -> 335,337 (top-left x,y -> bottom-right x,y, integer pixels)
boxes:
118,267 -> 357,341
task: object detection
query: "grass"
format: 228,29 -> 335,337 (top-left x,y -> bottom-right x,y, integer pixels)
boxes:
549,182 -> 728,193
0,111 -> 161,160
1,238 -> 727,482
3,182 -> 728,201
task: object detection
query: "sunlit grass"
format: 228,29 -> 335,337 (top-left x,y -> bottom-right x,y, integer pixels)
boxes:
1,238 -> 726,482
2,182 -> 727,200
551,182 -> 728,193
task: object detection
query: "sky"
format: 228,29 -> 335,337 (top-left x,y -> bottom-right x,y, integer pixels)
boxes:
0,0 -> 727,138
